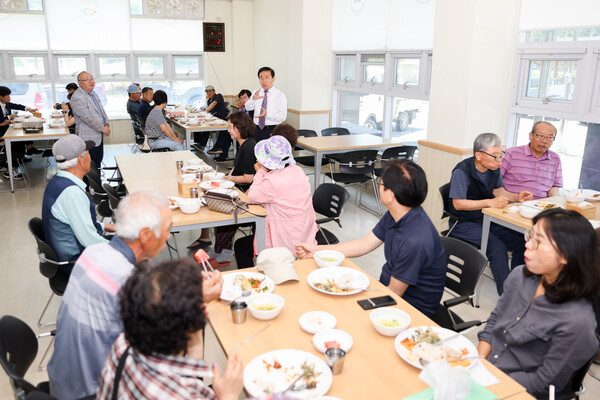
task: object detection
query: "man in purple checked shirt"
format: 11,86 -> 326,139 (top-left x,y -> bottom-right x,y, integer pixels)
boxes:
244,66 -> 288,142
501,121 -> 563,199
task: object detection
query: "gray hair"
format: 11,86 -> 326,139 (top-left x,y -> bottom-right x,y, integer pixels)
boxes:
115,191 -> 170,241
473,133 -> 502,153
77,71 -> 90,81
56,150 -> 85,170
531,121 -> 557,135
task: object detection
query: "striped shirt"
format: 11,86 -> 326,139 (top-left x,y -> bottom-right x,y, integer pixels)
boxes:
97,334 -> 217,400
501,144 -> 562,199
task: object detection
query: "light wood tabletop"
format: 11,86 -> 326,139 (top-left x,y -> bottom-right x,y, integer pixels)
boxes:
295,134 -> 404,186
115,150 -> 196,180
169,117 -> 228,150
208,258 -> 529,399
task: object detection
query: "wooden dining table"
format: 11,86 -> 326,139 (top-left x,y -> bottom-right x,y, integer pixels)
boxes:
295,134 -> 405,186
208,258 -> 531,399
169,117 -> 229,151
115,151 -> 268,251
2,122 -> 69,192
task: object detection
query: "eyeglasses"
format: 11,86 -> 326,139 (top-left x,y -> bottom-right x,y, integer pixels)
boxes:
479,150 -> 505,161
376,177 -> 385,187
532,132 -> 556,142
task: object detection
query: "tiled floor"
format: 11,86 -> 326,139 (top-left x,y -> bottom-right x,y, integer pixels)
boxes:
1,144 -> 598,399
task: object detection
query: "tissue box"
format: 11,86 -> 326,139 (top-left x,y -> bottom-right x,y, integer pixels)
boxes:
178,180 -> 198,198
22,119 -> 44,129
565,202 -> 596,219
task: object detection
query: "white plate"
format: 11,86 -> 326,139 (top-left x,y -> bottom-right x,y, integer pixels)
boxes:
209,120 -> 223,125
182,165 -> 212,173
299,311 -> 337,334
307,267 -> 370,296
312,329 -> 353,353
199,180 -> 234,190
394,326 -> 478,370
244,349 -> 333,399
220,271 -> 275,302
580,189 -> 600,202
521,200 -> 561,211
168,196 -> 183,210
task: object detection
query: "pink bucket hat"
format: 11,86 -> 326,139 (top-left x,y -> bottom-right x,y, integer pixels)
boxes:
254,135 -> 296,170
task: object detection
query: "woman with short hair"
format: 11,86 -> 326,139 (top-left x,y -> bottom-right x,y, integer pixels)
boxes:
143,90 -> 184,151
477,208 -> 600,398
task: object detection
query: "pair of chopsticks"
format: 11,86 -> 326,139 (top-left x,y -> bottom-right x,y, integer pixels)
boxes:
193,249 -> 215,273
230,324 -> 271,353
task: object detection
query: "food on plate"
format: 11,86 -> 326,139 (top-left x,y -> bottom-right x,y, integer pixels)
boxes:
378,319 -> 402,327
400,328 -> 470,367
233,274 -> 269,293
318,257 -> 339,262
594,194 -> 600,199
210,180 -> 221,188
254,359 -> 322,394
534,201 -> 559,209
252,303 -> 277,311
314,279 -> 352,293
324,340 -> 340,349
169,198 -> 178,207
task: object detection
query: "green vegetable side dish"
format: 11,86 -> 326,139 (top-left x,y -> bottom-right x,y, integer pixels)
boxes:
318,257 -> 339,262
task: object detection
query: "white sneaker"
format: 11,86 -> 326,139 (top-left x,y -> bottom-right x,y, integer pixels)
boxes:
215,249 -> 233,263
206,249 -> 219,260
3,169 -> 23,180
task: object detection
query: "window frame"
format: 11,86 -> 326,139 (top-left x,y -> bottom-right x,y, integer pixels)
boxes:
7,52 -> 49,82
134,54 -> 168,80
334,53 -> 359,87
95,54 -> 132,82
172,54 -> 204,79
53,54 -> 91,81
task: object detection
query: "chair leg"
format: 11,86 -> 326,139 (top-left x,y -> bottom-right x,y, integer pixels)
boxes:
37,292 -> 57,328
37,335 -> 54,371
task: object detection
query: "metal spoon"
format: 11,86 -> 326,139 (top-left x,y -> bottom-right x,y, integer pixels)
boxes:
274,371 -> 307,394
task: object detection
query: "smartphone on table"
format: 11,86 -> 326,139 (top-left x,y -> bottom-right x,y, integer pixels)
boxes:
357,295 -> 397,310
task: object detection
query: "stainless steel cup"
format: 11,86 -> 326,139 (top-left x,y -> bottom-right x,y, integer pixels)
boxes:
196,172 -> 204,181
189,187 -> 199,198
230,301 -> 248,324
176,160 -> 184,170
325,347 -> 346,375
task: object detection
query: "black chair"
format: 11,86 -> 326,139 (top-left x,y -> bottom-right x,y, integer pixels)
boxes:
295,130 -> 331,173
27,218 -> 72,329
554,344 -> 599,400
439,182 -> 462,238
374,145 -> 418,176
321,127 -> 350,163
103,183 -> 122,211
312,183 -> 350,245
431,236 -> 488,332
129,112 -> 145,153
0,315 -> 54,399
328,150 -> 381,215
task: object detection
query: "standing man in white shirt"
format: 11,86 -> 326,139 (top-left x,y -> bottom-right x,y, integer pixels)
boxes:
245,67 -> 287,142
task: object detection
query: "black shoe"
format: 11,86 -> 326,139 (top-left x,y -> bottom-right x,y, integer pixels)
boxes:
187,240 -> 213,250
22,157 -> 33,163
214,157 -> 229,162
4,170 -> 23,180
207,148 -> 223,155
26,147 -> 43,155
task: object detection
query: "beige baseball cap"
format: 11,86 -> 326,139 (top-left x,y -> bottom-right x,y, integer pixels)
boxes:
256,247 -> 299,285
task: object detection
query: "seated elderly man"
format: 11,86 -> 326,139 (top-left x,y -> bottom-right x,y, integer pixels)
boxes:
42,135 -> 115,272
448,133 -> 533,295
48,191 -> 223,400
297,160 -> 446,318
125,83 -> 141,117
501,121 -> 562,199
97,259 -> 241,400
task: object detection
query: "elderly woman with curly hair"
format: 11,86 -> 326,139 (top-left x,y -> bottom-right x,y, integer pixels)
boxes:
477,208 -> 600,398
96,260 -> 242,400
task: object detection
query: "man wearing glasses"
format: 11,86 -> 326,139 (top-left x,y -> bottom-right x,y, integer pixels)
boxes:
448,133 -> 533,295
70,71 -> 110,169
501,121 -> 563,199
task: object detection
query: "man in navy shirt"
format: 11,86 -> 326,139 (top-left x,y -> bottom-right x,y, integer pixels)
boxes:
296,160 -> 446,317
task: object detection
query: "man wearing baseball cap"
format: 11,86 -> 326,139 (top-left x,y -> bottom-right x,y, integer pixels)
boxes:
42,135 -> 115,273
126,83 -> 142,117
197,84 -> 231,161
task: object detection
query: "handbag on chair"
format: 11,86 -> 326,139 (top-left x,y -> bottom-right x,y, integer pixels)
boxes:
204,189 -> 252,224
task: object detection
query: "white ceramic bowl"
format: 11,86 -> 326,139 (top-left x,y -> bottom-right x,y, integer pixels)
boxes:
518,205 -> 540,219
247,293 -> 285,320
204,172 -> 226,180
187,119 -> 199,125
13,117 -> 25,122
299,311 -> 337,334
313,250 -> 345,268
369,307 -> 411,337
177,198 -> 202,214
564,191 -> 586,204
187,158 -> 204,166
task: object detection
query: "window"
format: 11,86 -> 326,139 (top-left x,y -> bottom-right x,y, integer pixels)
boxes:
395,58 -> 419,87
525,60 -> 576,100
521,27 -> 600,43
0,82 -> 48,110
28,0 -> 43,11
335,55 -> 357,85
10,55 -> 47,80
362,54 -> 385,86
173,56 -> 202,79
97,56 -> 129,80
55,56 -> 88,79
136,56 -> 165,78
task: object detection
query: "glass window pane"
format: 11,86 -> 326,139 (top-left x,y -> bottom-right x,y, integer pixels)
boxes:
138,57 -> 164,75
139,80 -> 205,108
395,58 -> 420,86
13,56 -> 45,76
338,57 -> 356,82
57,57 -> 87,76
0,82 -> 49,110
362,54 -> 385,63
99,57 -> 127,76
364,65 -> 384,84
391,97 -> 428,139
575,27 -> 600,41
526,60 -> 577,100
28,0 -> 43,11
174,57 -> 200,75
340,92 -> 383,134
130,0 -> 143,15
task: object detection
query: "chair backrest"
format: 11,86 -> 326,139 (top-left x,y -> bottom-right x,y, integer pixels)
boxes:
322,127 -> 350,137
313,183 -> 350,221
338,150 -> 378,175
440,236 -> 487,298
439,182 -> 461,222
0,315 -> 39,395
27,218 -> 59,279
103,183 -> 122,210
129,114 -> 144,140
381,145 -> 417,161
86,170 -> 106,204
297,129 -> 317,138
556,341 -> 599,398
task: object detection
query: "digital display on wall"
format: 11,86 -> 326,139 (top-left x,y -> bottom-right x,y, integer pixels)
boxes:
203,22 -> 225,52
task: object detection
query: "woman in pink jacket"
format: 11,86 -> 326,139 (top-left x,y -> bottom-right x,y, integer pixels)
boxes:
246,135 -> 318,256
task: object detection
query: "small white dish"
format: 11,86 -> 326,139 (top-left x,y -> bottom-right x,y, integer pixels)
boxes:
299,311 -> 336,334
199,180 -> 234,190
312,329 -> 353,353
168,196 -> 183,210
369,307 -> 411,337
178,198 -> 202,214
204,172 -> 226,180
564,191 -> 586,203
247,293 -> 285,320
313,250 -> 345,268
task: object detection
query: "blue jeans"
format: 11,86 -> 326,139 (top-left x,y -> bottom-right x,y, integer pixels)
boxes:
450,221 -> 525,295
150,137 -> 184,151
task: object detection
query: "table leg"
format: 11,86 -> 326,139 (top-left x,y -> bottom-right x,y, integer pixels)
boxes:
6,139 -> 13,193
475,213 -> 492,307
185,130 -> 191,150
255,217 -> 266,252
313,151 -> 322,187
